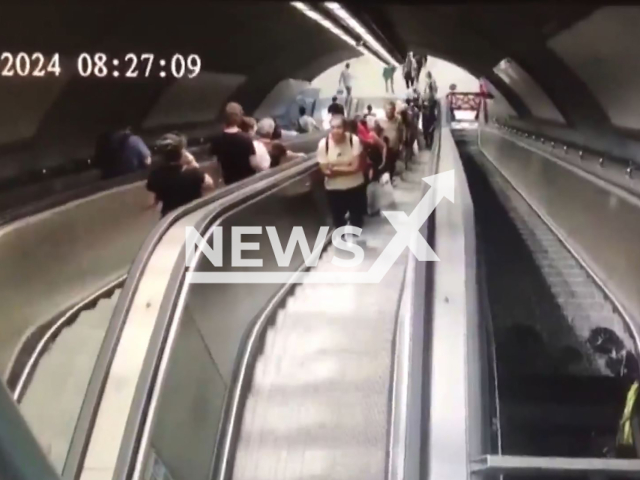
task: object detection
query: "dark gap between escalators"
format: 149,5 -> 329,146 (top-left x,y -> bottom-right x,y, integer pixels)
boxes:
454,130 -> 633,470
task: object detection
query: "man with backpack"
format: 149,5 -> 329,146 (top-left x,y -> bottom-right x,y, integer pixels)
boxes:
94,127 -> 151,179
317,115 -> 366,243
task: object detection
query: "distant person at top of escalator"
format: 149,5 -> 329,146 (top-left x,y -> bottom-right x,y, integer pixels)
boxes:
146,133 -> 213,217
94,127 -> 151,179
296,105 -> 319,133
364,104 -> 376,121
210,102 -> 257,185
424,71 -> 437,99
338,62 -> 353,101
383,64 -> 396,94
239,116 -> 271,172
328,96 -> 345,117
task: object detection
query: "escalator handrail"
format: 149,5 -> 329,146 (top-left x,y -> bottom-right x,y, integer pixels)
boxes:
108,156 -> 321,480
387,123 -> 442,480
62,135 -> 323,480
0,143 -> 212,229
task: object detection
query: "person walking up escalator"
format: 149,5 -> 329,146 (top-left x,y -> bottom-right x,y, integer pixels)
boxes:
403,52 -> 417,90
338,62 -> 354,104
375,100 -> 404,185
383,64 -> 396,94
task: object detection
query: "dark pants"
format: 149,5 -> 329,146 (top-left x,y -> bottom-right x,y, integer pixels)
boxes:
326,183 -> 367,229
423,125 -> 435,149
404,74 -> 414,89
386,148 -> 401,179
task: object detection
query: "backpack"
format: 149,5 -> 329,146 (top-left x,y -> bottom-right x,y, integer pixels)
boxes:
324,132 -> 353,155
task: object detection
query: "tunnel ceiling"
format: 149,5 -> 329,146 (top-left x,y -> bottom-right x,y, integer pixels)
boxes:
0,2 -> 360,176
351,4 -> 609,127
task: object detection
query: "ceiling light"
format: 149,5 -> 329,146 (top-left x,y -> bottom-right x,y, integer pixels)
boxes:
324,2 -> 399,67
291,2 -> 387,67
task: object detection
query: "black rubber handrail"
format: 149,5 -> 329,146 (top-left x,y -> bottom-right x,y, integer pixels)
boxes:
62,143 -> 321,480
0,143 -> 212,228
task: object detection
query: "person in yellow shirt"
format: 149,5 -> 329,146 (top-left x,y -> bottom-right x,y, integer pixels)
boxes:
317,116 -> 366,235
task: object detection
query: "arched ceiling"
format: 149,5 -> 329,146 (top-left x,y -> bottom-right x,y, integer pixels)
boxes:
349,4 -> 608,128
2,2 -> 639,179
0,2 -> 358,177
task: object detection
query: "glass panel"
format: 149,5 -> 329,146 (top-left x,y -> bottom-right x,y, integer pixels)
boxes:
17,289 -> 121,473
144,308 -> 226,480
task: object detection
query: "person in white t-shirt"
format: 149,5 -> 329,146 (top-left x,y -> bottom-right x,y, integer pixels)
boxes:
296,105 -> 319,133
317,115 -> 366,232
338,63 -> 354,100
240,116 -> 271,172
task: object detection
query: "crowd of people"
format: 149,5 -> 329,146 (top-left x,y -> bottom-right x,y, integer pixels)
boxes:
94,65 -> 439,234
94,101 -> 306,217
316,86 -> 439,244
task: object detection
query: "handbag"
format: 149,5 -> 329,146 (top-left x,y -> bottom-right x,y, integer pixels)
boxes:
336,88 -> 344,96
367,178 -> 395,215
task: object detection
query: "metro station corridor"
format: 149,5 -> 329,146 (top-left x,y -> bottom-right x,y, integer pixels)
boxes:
2,3 -> 640,480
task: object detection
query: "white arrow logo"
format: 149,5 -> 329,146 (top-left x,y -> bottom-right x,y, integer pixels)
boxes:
187,170 -> 455,284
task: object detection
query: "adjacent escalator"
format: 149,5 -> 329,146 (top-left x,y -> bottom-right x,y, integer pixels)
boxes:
454,129 -> 640,466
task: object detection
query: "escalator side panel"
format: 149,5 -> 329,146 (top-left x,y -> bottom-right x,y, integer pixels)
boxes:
479,127 -> 640,341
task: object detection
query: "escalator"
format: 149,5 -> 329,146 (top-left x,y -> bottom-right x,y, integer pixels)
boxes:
56,119 -> 436,480
3,131 -> 328,479
455,129 -> 640,477
233,245 -> 397,480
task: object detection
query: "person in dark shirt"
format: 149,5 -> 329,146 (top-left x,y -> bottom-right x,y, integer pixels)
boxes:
210,102 -> 257,185
94,127 -> 151,179
146,133 -> 213,217
272,121 -> 283,140
327,96 -> 345,116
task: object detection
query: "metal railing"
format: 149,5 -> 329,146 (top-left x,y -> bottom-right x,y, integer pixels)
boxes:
6,275 -> 126,402
494,121 -> 638,180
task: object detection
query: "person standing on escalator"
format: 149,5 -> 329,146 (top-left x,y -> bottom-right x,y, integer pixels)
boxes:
338,62 -> 354,104
146,133 -> 214,217
328,96 -> 345,117
403,52 -> 417,90
317,115 -> 367,239
94,126 -> 151,179
376,101 -> 405,184
210,102 -> 257,185
415,55 -> 425,86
